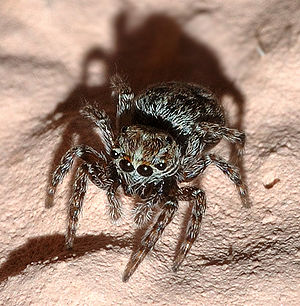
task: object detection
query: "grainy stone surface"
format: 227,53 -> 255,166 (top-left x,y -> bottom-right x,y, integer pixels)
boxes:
0,0 -> 300,305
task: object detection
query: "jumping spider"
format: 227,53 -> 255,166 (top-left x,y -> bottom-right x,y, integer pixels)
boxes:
49,75 -> 249,282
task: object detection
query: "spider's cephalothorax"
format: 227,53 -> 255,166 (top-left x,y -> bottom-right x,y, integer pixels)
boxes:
112,125 -> 181,198
49,75 -> 249,282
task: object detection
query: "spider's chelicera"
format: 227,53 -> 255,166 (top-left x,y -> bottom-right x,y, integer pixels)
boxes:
49,75 -> 249,282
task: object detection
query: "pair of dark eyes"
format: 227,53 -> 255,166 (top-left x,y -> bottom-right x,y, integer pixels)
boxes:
111,150 -> 167,177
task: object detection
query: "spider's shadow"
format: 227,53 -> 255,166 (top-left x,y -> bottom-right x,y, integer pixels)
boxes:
33,11 -> 247,272
0,234 -> 131,283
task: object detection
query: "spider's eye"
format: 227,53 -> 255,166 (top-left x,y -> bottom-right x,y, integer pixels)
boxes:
111,150 -> 120,159
119,159 -> 134,172
155,162 -> 167,170
121,126 -> 128,133
137,164 -> 153,177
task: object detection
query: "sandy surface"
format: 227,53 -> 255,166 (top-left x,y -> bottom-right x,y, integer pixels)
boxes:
0,0 -> 300,305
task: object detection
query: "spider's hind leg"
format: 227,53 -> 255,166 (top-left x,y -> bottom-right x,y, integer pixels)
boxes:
182,154 -> 250,208
208,154 -> 250,207
197,122 -> 246,158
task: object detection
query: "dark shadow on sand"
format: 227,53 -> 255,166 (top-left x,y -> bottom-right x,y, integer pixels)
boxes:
0,233 -> 131,283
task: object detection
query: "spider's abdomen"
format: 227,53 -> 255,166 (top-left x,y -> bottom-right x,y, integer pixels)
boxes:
132,82 -> 225,151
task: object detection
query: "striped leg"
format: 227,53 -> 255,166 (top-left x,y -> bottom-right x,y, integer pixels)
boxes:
173,187 -> 206,271
209,154 -> 250,207
110,74 -> 134,130
66,163 -> 88,248
123,199 -> 178,282
182,154 -> 249,207
197,122 -> 246,155
49,145 -> 106,196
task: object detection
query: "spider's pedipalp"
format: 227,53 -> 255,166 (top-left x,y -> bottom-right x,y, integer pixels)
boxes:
132,201 -> 155,227
123,198 -> 178,282
107,181 -> 122,222
173,187 -> 206,271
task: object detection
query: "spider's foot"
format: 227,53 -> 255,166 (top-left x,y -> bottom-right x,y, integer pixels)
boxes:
45,187 -> 56,208
48,186 -> 57,197
172,262 -> 181,272
172,253 -> 185,272
65,236 -> 74,250
122,249 -> 147,282
239,184 -> 251,208
109,206 -> 122,223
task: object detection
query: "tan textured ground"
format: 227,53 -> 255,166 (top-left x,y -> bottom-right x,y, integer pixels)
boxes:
1,1 -> 300,305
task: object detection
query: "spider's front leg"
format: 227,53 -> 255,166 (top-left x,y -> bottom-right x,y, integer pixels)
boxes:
123,197 -> 178,282
49,145 -> 121,248
67,163 -> 122,248
49,145 -> 107,197
173,187 -> 206,271
66,162 -> 88,248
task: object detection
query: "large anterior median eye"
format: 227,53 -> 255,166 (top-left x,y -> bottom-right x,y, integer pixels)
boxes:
137,164 -> 153,177
119,159 -> 134,172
